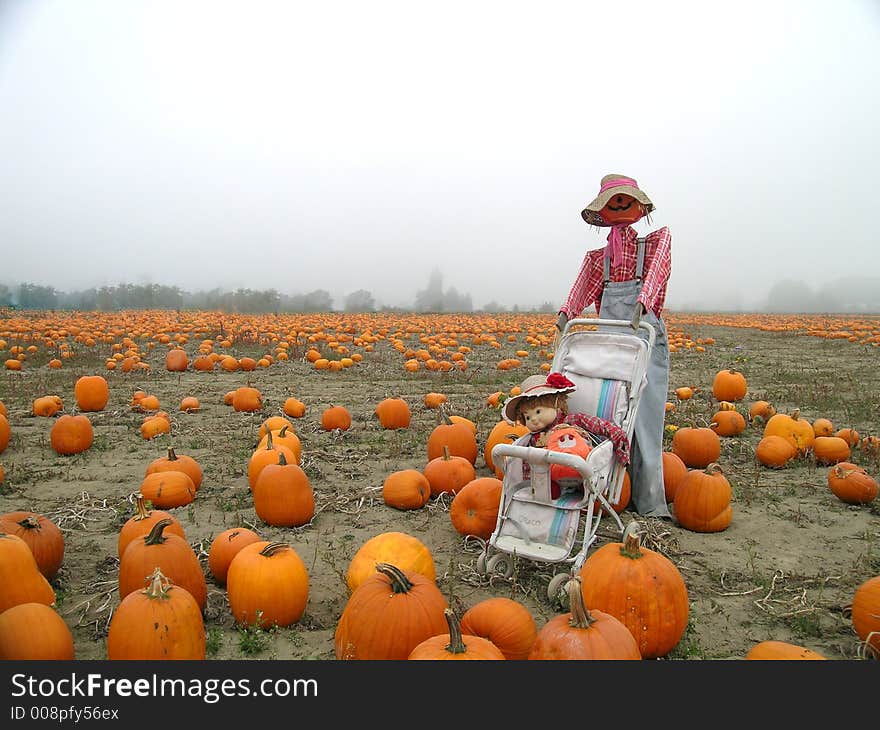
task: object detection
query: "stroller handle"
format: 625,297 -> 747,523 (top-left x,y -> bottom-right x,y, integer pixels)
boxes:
563,317 -> 656,350
491,440 -> 613,482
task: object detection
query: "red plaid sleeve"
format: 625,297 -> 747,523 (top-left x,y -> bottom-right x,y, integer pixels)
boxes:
559,248 -> 604,319
637,226 -> 672,317
563,413 -> 631,466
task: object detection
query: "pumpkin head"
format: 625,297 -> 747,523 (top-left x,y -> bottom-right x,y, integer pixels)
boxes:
408,608 -> 505,660
375,398 -> 412,430
208,527 -> 262,585
449,477 -> 503,540
459,597 -> 538,660
107,568 -> 205,660
345,531 -> 435,593
335,563 -> 448,660
0,512 -> 64,581
49,414 -> 94,455
73,375 -> 109,411
382,469 -> 432,510
529,577 -> 641,660
118,519 -> 207,610
252,452 -> 315,527
226,541 -> 309,628
0,602 -> 75,660
598,192 -> 646,226
578,522 -> 689,659
672,463 -> 733,533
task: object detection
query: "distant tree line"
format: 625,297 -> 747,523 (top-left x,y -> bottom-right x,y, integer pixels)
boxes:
0,277 -> 557,314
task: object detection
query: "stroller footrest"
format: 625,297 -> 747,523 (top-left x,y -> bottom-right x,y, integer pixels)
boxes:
491,535 -> 571,563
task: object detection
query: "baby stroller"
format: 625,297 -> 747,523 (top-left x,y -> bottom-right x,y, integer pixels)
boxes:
477,317 -> 656,601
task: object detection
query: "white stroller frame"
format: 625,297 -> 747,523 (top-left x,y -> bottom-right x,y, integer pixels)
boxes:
478,318 -> 656,600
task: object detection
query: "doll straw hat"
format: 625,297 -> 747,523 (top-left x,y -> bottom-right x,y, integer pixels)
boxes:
581,173 -> 655,226
502,372 -> 576,424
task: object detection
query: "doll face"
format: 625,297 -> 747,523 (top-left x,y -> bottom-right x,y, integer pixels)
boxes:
520,403 -> 558,433
599,193 -> 645,225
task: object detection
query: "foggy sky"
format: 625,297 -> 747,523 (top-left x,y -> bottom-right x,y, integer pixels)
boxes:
1,1 -> 879,312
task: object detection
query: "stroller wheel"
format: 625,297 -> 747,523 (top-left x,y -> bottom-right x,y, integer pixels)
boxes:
547,572 -> 571,603
486,553 -> 514,579
475,551 -> 489,576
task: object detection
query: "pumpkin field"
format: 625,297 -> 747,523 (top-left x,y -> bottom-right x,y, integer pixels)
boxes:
0,309 -> 878,661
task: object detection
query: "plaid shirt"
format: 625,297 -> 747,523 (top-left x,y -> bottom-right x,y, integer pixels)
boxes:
520,411 -> 631,482
560,225 -> 671,319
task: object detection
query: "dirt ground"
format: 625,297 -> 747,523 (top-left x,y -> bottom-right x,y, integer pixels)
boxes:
1,314 -> 878,660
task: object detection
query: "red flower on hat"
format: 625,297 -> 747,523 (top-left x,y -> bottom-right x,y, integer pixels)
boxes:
545,372 -> 574,389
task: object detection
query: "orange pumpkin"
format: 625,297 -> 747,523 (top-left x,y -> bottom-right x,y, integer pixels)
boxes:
755,435 -> 797,468
282,397 -> 306,418
382,469 -> 432,510
49,414 -> 94,455
335,563 -> 448,660
673,463 -> 733,533
252,452 -> 315,527
578,522 -> 688,659
812,436 -> 851,465
117,494 -> 185,561
107,568 -> 205,660
345,531 -> 435,593
712,368 -> 748,402
247,431 -> 297,490
321,405 -> 352,431
408,608 -> 505,660
0,602 -> 75,660
423,446 -> 476,497
812,418 -> 835,437
226,541 -> 309,628
139,470 -> 196,509
662,451 -> 688,502
709,410 -> 746,437
449,477 -> 503,540
0,533 -> 56,613
745,640 -> 826,660
427,420 -> 478,465
763,410 -> 814,455
73,375 -> 109,412
748,400 -> 776,425
256,425 -> 302,465
671,426 -> 720,468
164,348 -> 189,372
375,398 -> 412,430
0,512 -> 64,581
208,527 -> 262,585
423,392 -> 448,409
232,386 -> 262,412
459,597 -> 538,660
529,577 -> 641,660
851,575 -> 880,657
826,462 -> 878,504
483,419 -> 530,478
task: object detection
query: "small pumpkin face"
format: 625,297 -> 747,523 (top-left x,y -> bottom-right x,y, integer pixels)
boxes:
545,426 -> 592,481
598,193 -> 646,225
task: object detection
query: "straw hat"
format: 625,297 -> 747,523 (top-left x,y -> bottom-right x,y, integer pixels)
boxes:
581,173 -> 654,227
502,372 -> 576,424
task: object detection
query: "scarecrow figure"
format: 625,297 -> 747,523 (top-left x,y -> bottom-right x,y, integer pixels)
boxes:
556,174 -> 671,518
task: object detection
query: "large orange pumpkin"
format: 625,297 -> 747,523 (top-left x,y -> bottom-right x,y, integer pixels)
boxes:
321,405 -> 352,431
345,531 -> 435,593
49,414 -> 93,455
117,494 -> 185,560
755,435 -> 797,468
826,462 -> 878,505
661,451 -> 688,502
207,527 -> 262,585
145,447 -> 203,491
73,375 -> 109,412
0,602 -> 75,660
459,597 -> 538,660
671,426 -> 720,468
812,436 -> 851,465
138,470 -> 196,510
408,608 -> 505,660
483,420 -> 530,478
672,463 -> 733,533
423,447 -> 476,497
252,453 -> 315,527
763,409 -> 814,455
427,420 -> 478,465
529,577 -> 641,660
449,477 -> 503,540
375,398 -> 412,430
0,533 -> 56,613
851,575 -> 880,657
226,541 -> 310,629
745,640 -> 826,660
382,469 -> 431,511
0,512 -> 64,581
335,563 -> 448,660
712,368 -> 748,402
578,522 -> 688,659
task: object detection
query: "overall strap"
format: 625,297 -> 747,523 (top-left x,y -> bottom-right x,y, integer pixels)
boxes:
635,237 -> 646,281
602,247 -> 611,283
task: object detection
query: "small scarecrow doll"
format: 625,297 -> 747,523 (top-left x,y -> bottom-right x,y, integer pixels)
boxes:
503,372 -> 630,499
556,174 -> 671,518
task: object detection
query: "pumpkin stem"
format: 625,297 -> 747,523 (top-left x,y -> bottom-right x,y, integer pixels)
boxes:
167,447 -> 178,461
143,518 -> 173,546
142,567 -> 172,599
620,521 -> 643,559
278,425 -> 289,437
442,445 -> 451,461
132,493 -> 152,521
791,408 -> 801,420
264,430 -> 274,450
259,541 -> 290,558
565,577 -> 595,629
17,515 -> 42,530
442,608 -> 468,654
706,463 -> 724,475
277,451 -> 288,466
375,562 -> 414,594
